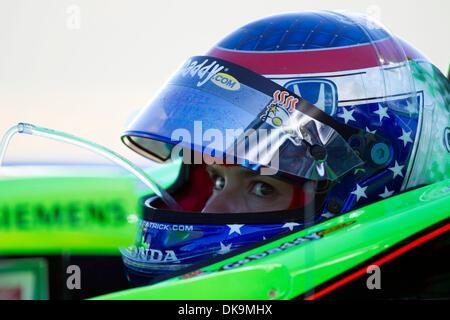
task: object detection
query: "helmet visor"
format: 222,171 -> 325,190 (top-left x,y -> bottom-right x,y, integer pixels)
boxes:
123,56 -> 365,181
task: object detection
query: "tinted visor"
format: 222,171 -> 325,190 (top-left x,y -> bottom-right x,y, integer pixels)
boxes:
123,56 -> 366,181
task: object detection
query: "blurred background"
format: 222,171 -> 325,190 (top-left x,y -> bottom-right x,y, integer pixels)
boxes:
1,0 -> 449,166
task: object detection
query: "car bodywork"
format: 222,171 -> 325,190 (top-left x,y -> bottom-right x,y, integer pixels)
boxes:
0,161 -> 448,300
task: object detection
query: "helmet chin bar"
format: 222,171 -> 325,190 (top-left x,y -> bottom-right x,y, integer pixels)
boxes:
0,122 -> 182,211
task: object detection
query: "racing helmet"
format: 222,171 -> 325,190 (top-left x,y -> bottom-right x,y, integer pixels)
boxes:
120,10 -> 450,286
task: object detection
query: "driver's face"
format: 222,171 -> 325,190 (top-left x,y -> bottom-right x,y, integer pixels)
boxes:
202,164 -> 293,213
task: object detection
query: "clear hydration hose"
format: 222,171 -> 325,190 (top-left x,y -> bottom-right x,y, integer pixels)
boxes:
0,123 -> 182,210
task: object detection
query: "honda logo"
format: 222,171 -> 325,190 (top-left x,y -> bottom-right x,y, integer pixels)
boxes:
284,79 -> 338,116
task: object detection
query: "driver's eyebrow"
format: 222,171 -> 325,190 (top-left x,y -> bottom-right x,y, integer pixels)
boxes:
237,167 -> 259,178
234,167 -> 260,178
206,165 -> 220,176
207,164 -> 263,180
206,164 -> 228,177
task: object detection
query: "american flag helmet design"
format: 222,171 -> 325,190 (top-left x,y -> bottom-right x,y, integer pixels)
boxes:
120,11 -> 450,285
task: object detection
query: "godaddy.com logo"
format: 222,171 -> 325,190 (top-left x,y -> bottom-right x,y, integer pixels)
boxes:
180,58 -> 225,87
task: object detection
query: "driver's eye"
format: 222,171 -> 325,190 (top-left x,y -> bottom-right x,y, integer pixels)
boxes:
213,176 -> 225,191
251,182 -> 275,197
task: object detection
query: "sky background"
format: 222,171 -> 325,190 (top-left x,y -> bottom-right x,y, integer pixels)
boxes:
1,0 -> 449,166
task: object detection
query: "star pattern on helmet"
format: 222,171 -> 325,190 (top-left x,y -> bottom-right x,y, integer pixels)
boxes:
379,186 -> 394,198
404,99 -> 417,114
351,184 -> 368,202
374,105 -> 390,122
227,224 -> 244,235
282,222 -> 300,231
389,161 -> 404,179
366,127 -> 377,134
218,242 -> 232,255
338,107 -> 356,124
398,128 -> 413,147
